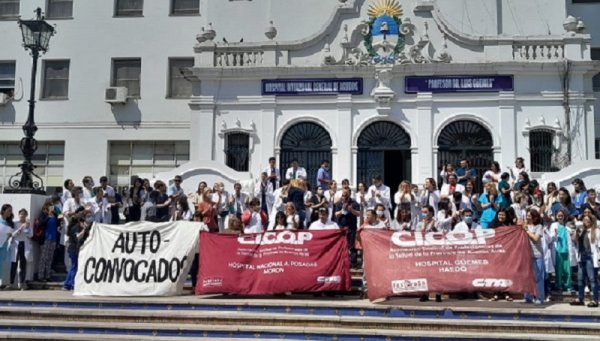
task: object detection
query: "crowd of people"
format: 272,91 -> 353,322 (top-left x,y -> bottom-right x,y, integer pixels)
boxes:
0,156 -> 599,308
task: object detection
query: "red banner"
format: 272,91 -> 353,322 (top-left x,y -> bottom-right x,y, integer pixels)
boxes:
360,226 -> 536,301
196,230 -> 352,295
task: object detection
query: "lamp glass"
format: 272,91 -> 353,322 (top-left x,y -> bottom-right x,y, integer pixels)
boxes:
19,20 -> 55,51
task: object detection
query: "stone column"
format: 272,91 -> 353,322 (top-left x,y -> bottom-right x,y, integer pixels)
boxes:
415,92 -> 433,182
336,94 -> 353,182
498,91 -> 515,167
260,96 -> 277,174
189,95 -> 216,161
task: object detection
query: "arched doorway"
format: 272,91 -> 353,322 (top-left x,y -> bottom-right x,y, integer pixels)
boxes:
437,120 -> 493,193
357,121 -> 411,193
280,122 -> 332,187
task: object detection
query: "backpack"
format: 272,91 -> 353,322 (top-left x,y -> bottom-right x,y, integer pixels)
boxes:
32,217 -> 44,243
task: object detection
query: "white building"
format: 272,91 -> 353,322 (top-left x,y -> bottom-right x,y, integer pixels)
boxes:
0,0 -> 599,195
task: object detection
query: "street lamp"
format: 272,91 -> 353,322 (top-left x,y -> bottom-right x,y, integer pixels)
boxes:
5,8 -> 55,194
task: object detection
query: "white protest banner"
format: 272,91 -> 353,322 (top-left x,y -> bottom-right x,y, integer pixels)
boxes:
74,221 -> 202,296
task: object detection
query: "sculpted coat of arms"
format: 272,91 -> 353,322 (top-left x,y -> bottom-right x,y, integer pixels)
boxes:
363,0 -> 405,64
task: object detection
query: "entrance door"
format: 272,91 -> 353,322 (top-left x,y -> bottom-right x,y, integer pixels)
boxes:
437,120 -> 494,193
280,122 -> 332,187
357,121 -> 411,194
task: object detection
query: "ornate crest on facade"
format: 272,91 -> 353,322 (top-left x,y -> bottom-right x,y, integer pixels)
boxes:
363,0 -> 405,64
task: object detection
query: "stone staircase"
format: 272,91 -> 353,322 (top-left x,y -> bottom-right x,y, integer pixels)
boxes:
0,290 -> 598,340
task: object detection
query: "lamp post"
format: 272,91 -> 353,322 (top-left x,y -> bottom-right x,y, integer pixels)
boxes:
5,8 -> 55,194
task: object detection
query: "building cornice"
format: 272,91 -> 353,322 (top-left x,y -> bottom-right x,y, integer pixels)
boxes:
184,61 -> 598,81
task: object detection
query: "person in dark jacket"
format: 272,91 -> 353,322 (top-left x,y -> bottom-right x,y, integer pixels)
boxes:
287,179 -> 306,229
63,212 -> 91,291
38,201 -> 60,282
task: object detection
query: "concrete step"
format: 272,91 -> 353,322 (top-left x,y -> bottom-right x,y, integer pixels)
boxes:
0,291 -> 598,339
0,318 -> 597,340
0,306 -> 597,336
0,331 -> 595,341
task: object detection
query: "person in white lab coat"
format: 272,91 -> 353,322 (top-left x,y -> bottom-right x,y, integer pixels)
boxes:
10,209 -> 33,290
365,175 -> 391,220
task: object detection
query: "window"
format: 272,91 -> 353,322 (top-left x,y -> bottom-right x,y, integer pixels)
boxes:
596,138 -> 600,159
0,61 -> 15,97
225,133 -> 249,172
115,0 -> 143,17
592,48 -> 600,92
0,0 -> 19,19
0,141 -> 64,192
168,58 -> 193,98
42,60 -> 70,99
171,0 -> 199,15
109,141 -> 189,187
572,0 -> 600,3
46,0 -> 73,19
112,59 -> 141,98
529,130 -> 555,172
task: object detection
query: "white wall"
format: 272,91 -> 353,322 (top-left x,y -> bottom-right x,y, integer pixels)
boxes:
0,0 -> 598,189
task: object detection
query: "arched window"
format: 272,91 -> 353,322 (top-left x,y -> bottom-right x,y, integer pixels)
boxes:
280,122 -> 332,184
225,133 -> 249,172
437,120 -> 493,193
356,121 -> 411,191
529,129 -> 555,172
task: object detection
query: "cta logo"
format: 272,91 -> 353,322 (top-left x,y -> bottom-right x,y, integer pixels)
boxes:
317,276 -> 341,283
391,279 -> 428,294
472,278 -> 513,288
238,231 -> 313,245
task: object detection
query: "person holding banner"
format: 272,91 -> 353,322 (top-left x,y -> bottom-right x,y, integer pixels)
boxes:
358,209 -> 386,298
333,188 -> 361,267
570,215 -> 600,307
63,212 -> 90,291
523,209 -> 545,304
197,188 -> 218,232
189,212 -> 209,290
487,208 -> 514,302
